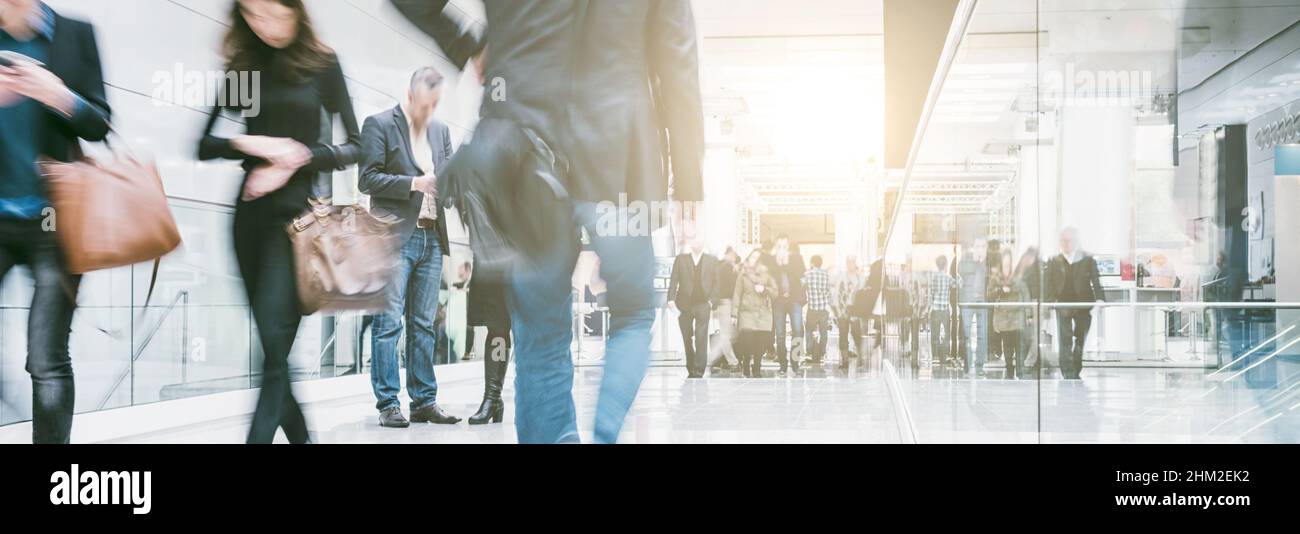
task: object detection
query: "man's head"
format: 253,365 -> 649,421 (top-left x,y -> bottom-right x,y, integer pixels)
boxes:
969,238 -> 988,261
811,255 -> 823,269
845,255 -> 859,272
723,247 -> 740,264
1060,227 -> 1080,256
682,220 -> 705,255
935,255 -> 948,271
774,234 -> 791,263
406,67 -> 444,129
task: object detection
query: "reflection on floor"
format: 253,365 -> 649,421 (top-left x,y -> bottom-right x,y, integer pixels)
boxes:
103,341 -> 1298,443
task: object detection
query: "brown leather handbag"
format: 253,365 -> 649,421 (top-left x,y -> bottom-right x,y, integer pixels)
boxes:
39,144 -> 182,275
287,201 -> 399,315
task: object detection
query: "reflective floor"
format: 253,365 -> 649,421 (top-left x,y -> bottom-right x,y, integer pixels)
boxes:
102,343 -> 1299,444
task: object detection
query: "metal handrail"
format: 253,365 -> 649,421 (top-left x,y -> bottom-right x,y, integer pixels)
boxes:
97,290 -> 190,411
955,302 -> 1300,309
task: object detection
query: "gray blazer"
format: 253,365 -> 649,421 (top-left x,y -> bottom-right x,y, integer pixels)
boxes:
359,105 -> 452,251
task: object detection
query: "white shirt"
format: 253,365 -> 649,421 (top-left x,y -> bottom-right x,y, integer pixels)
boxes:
691,251 -> 703,266
408,120 -> 438,221
410,126 -> 435,173
1063,250 -> 1083,265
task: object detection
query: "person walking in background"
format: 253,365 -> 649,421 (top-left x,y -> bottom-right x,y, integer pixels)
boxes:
958,239 -> 990,376
927,256 -> 960,366
1013,247 -> 1042,375
0,0 -> 110,443
1044,228 -> 1106,380
199,0 -> 361,444
770,235 -> 805,374
987,250 -> 1028,379
832,256 -> 865,370
734,250 -> 776,378
668,231 -> 717,379
358,67 -> 459,427
707,247 -> 741,373
802,255 -> 832,365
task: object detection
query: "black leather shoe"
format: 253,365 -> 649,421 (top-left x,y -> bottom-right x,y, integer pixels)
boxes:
410,404 -> 462,424
378,407 -> 410,428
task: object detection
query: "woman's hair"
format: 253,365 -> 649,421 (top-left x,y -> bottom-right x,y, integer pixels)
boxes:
224,0 -> 332,81
1014,246 -> 1039,279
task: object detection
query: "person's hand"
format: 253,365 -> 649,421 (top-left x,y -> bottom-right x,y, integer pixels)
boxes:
0,66 -> 21,107
0,62 -> 76,115
472,47 -> 488,86
234,136 -> 312,170
242,163 -> 296,201
755,284 -> 765,294
667,301 -> 678,313
411,173 -> 438,196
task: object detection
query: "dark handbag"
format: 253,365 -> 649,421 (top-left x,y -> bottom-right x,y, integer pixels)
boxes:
440,118 -> 571,273
287,201 -> 399,315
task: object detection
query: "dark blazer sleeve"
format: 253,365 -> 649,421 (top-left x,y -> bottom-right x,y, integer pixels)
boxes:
57,21 -> 110,142
304,56 -> 362,173
1088,258 -> 1106,302
648,0 -> 705,203
390,0 -> 485,70
667,255 -> 683,303
359,115 -> 415,200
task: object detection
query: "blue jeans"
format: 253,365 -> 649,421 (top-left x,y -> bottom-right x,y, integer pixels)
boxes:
961,308 -> 989,372
508,202 -> 655,444
772,300 -> 803,370
371,227 -> 443,411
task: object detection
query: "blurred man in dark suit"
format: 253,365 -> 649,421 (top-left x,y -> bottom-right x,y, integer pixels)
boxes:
1045,228 -> 1106,380
390,0 -> 703,443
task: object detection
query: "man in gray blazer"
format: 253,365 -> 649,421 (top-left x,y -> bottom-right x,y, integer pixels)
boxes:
358,67 -> 459,427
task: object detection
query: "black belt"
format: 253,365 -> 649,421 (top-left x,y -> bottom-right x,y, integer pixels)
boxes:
417,218 -> 437,229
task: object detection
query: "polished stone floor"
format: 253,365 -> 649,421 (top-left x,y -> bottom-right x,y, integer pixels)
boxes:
104,349 -> 1299,443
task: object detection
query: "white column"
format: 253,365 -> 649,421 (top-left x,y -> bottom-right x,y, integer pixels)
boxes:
703,143 -> 739,255
1057,106 -> 1134,257
1276,175 -> 1300,354
1057,105 -> 1136,358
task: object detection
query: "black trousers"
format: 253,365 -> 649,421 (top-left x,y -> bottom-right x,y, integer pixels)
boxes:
991,330 -> 1020,378
1055,309 -> 1092,380
837,317 -> 862,364
235,208 -> 309,444
678,302 -> 711,376
738,329 -> 772,377
0,219 -> 80,444
929,310 -> 953,362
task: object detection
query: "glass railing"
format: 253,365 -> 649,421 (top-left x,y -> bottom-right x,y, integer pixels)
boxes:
869,301 -> 1300,443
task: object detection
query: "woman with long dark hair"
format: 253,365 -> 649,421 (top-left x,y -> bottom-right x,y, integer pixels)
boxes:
198,0 -> 361,444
